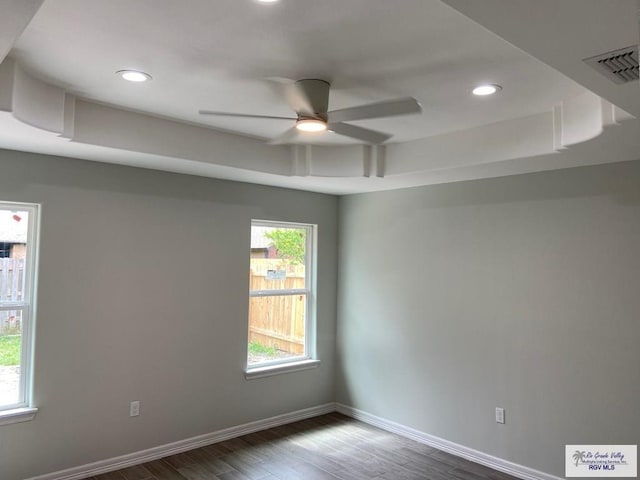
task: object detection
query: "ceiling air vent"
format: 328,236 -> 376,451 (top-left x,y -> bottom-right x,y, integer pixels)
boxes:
583,45 -> 639,84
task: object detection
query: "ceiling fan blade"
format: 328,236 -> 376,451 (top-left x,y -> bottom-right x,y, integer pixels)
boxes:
199,110 -> 295,121
328,122 -> 391,144
268,126 -> 300,145
328,97 -> 421,123
264,76 -> 296,85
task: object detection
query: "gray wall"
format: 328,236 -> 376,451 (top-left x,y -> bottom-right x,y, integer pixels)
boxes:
0,149 -> 338,480
3,146 -> 639,480
336,160 -> 640,478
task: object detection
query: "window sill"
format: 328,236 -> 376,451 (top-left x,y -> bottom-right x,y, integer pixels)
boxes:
245,359 -> 320,380
0,407 -> 38,426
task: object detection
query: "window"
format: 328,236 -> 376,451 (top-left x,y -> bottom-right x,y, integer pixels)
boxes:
0,202 -> 39,424
246,220 -> 318,377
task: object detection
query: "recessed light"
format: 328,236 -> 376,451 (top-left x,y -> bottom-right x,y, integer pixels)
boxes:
117,70 -> 152,82
472,84 -> 502,96
256,0 -> 279,3
296,119 -> 327,132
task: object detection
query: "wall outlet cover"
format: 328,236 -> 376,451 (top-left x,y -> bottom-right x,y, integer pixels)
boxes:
495,407 -> 505,424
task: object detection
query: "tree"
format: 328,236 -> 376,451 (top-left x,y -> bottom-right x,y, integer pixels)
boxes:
264,228 -> 306,265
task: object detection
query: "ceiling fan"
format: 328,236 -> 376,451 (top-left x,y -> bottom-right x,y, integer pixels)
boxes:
199,79 -> 422,145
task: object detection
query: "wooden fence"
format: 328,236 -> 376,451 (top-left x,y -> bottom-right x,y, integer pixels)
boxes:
0,258 -> 24,334
249,260 -> 306,354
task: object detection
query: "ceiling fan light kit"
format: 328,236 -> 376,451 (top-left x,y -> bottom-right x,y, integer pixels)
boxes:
296,119 -> 327,132
199,78 -> 422,145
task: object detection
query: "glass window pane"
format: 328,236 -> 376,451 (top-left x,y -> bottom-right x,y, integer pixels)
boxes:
0,203 -> 37,412
0,309 -> 23,406
250,225 -> 306,291
248,294 -> 306,366
0,209 -> 29,302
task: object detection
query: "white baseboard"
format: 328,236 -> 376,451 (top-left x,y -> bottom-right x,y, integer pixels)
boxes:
335,403 -> 562,480
26,403 -> 336,480
27,402 -> 562,480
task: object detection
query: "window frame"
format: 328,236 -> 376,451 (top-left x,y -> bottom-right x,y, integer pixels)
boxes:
0,201 -> 39,425
245,219 -> 319,378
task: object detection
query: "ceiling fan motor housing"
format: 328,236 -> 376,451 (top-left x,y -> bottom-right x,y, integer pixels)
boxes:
295,79 -> 330,119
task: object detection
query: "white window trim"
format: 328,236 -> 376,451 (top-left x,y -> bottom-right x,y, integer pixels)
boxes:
245,220 -> 318,378
0,407 -> 38,426
0,201 -> 39,425
245,359 -> 320,380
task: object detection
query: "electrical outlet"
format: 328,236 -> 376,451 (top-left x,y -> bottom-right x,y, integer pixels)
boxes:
130,401 -> 140,417
495,407 -> 505,424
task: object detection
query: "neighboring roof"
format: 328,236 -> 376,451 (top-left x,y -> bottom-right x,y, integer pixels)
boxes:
0,209 -> 28,243
250,226 -> 276,249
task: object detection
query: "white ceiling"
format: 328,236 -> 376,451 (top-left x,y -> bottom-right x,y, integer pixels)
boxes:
0,0 -> 638,194
8,0 -> 587,143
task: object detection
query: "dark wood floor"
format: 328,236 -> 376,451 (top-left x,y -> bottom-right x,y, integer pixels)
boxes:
88,413 -> 518,480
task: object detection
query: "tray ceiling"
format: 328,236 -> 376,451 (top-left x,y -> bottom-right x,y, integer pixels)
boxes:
0,0 -> 638,194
